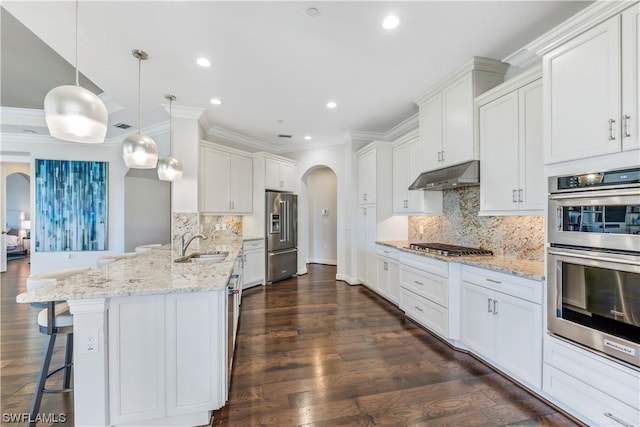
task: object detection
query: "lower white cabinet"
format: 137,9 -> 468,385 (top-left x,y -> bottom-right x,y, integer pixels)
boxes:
460,265 -> 543,389
357,205 -> 377,289
375,246 -> 399,304
399,253 -> 449,338
108,291 -> 227,425
242,239 -> 264,288
543,336 -> 640,427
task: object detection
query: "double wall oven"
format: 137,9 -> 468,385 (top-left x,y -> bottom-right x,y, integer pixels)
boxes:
547,167 -> 640,367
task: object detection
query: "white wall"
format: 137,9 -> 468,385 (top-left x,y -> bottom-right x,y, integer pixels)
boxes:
305,167 -> 337,265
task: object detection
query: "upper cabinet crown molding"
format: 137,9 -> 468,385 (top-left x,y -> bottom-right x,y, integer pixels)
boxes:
414,57 -> 509,105
505,1 -> 638,68
390,128 -> 419,148
475,64 -> 542,106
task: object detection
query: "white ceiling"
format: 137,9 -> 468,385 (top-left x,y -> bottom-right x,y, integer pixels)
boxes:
1,1 -> 591,153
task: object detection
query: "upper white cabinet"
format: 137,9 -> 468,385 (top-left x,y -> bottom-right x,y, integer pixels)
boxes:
358,148 -> 377,204
200,142 -> 253,214
478,67 -> 544,215
265,157 -> 296,192
543,4 -> 639,163
415,57 -> 508,172
392,130 -> 443,215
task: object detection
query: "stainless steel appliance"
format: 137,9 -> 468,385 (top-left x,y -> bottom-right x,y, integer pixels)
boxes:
547,166 -> 640,367
266,191 -> 297,283
409,160 -> 480,190
407,242 -> 493,257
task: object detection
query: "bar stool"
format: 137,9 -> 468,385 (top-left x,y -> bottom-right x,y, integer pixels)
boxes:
135,243 -> 162,254
27,266 -> 90,426
96,252 -> 137,267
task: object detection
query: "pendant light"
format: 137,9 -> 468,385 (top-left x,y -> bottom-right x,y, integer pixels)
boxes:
122,49 -> 158,169
43,0 -> 108,143
157,95 -> 183,181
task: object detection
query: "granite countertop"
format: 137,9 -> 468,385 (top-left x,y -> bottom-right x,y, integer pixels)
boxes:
16,242 -> 242,304
377,241 -> 545,281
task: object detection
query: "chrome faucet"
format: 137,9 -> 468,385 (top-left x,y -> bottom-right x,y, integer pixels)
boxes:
178,233 -> 208,257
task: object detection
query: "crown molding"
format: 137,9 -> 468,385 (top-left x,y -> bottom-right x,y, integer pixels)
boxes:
505,1 -> 638,67
205,126 -> 272,151
385,113 -> 419,141
1,107 -> 46,127
347,130 -> 387,142
475,64 -> 543,106
161,104 -> 204,120
98,92 -> 123,114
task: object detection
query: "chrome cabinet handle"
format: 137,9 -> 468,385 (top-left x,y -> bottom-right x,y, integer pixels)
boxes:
437,151 -> 442,162
414,306 -> 424,312
363,207 -> 367,216
609,118 -> 616,141
623,114 -> 631,138
487,298 -> 493,313
604,413 -> 633,427
363,192 -> 367,201
486,278 -> 501,284
512,189 -> 517,203
493,299 -> 498,315
414,280 -> 424,286
441,151 -> 445,162
383,261 -> 388,271
518,189 -> 523,203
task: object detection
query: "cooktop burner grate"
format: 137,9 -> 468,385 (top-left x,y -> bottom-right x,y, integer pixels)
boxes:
408,243 -> 493,257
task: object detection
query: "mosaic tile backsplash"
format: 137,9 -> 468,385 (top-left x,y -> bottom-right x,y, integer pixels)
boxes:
408,187 -> 544,261
172,213 -> 243,250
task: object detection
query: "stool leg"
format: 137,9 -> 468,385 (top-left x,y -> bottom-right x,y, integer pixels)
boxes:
28,334 -> 57,426
63,333 -> 73,389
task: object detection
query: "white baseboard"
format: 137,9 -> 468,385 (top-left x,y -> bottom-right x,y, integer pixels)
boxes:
297,267 -> 308,276
335,273 -> 361,285
308,258 -> 337,265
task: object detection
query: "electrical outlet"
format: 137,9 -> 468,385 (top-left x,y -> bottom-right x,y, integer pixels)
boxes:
80,330 -> 99,354
419,225 -> 424,234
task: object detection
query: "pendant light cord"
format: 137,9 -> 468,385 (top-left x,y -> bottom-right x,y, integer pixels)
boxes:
75,0 -> 79,86
138,57 -> 142,134
169,97 -> 173,152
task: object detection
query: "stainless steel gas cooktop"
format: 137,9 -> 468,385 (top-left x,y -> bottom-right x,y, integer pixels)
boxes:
407,243 -> 493,257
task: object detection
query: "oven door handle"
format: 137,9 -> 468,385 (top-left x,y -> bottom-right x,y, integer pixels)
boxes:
548,249 -> 640,266
549,188 -> 640,199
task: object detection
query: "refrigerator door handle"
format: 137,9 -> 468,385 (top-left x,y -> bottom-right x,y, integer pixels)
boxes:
279,200 -> 286,242
268,248 -> 298,256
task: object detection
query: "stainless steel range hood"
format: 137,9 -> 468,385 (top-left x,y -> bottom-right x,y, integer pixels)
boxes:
409,160 -> 479,191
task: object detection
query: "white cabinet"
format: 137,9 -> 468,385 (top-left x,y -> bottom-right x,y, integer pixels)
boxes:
265,157 -> 296,192
478,69 -> 544,215
543,335 -> 640,427
392,131 -> 443,215
200,143 -> 253,214
543,4 -> 640,163
108,291 -> 227,425
242,239 -> 264,288
415,57 -> 508,172
357,204 -> 377,289
399,252 -> 449,338
460,265 -> 543,389
375,245 -> 400,304
358,148 -> 377,204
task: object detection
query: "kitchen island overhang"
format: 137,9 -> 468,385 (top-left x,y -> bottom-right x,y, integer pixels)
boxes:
16,244 -> 241,427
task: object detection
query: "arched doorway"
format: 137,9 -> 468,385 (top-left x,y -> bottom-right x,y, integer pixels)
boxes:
301,166 -> 338,269
1,162 -> 31,272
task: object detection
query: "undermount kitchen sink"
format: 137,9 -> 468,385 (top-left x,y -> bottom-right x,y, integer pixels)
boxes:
174,251 -> 230,264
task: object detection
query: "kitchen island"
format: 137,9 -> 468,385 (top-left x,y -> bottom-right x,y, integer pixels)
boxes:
16,243 -> 241,427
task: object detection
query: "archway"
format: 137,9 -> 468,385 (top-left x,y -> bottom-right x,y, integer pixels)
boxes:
299,165 -> 338,272
2,162 -> 31,271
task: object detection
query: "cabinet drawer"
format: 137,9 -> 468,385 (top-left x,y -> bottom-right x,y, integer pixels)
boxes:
243,240 -> 264,250
461,265 -> 542,304
400,287 -> 448,338
544,336 -> 640,409
544,364 -> 640,427
376,246 -> 399,261
400,264 -> 448,307
400,252 -> 448,278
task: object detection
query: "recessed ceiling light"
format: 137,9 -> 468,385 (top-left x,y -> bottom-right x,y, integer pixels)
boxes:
382,15 -> 399,30
197,57 -> 211,67
210,98 -> 222,105
304,135 -> 312,140
326,101 -> 337,109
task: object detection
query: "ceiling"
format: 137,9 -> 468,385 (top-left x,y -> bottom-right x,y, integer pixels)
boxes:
1,1 -> 591,153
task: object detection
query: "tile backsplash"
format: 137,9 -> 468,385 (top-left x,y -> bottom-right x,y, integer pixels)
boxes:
408,187 -> 544,261
172,213 -> 243,249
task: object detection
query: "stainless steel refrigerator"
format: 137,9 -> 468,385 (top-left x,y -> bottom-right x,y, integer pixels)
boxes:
266,191 -> 297,283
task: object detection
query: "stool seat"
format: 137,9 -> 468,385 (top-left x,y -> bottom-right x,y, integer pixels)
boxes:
37,303 -> 73,329
135,243 -> 162,254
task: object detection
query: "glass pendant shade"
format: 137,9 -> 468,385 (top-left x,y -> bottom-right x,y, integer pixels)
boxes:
157,155 -> 183,181
122,133 -> 159,168
44,85 -> 108,143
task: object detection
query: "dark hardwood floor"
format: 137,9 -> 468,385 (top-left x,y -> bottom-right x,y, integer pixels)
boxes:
1,259 -> 578,426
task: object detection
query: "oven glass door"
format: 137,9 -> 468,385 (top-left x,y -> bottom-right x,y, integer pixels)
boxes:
548,247 -> 640,367
548,191 -> 640,252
